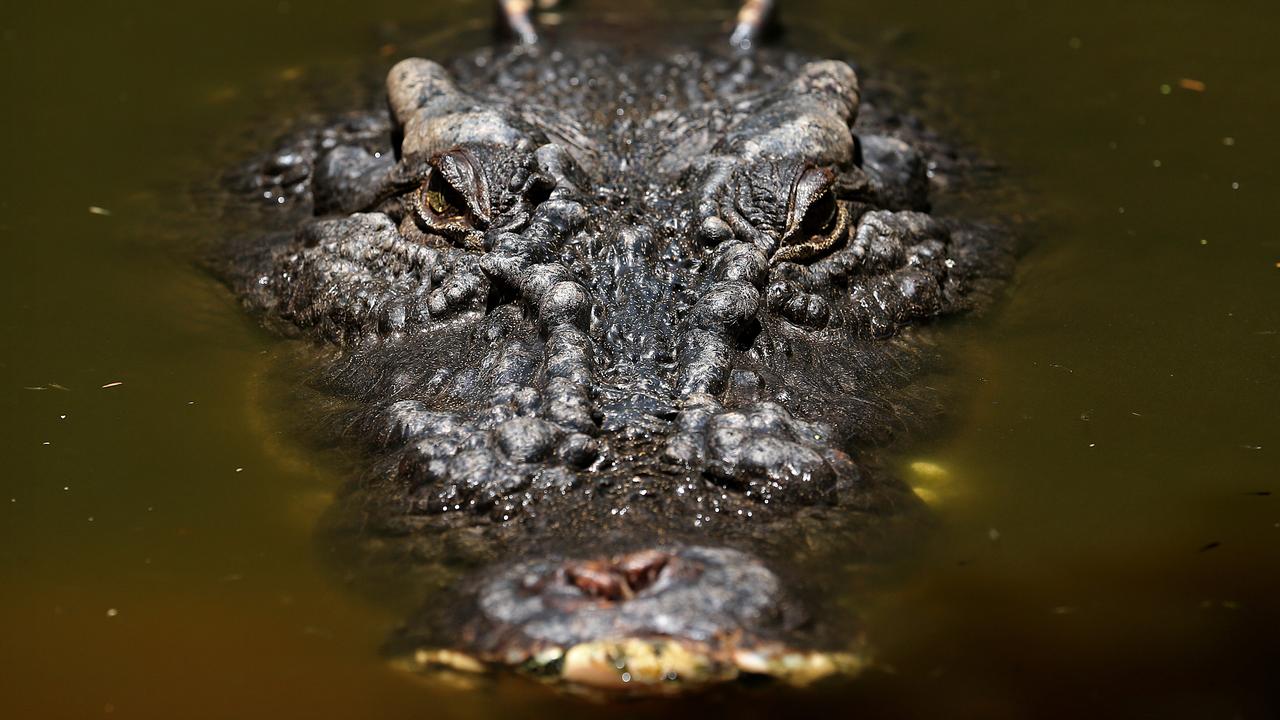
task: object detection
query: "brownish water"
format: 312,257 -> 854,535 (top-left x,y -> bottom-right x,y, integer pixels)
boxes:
2,1 -> 1277,717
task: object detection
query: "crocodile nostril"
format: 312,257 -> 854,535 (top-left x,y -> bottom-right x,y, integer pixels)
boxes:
566,562 -> 628,601
563,550 -> 673,601
617,549 -> 670,593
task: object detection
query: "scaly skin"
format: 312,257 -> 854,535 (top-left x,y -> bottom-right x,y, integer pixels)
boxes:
220,39 -> 1013,692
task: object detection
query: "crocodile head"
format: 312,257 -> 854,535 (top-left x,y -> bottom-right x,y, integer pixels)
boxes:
226,38 -> 1011,692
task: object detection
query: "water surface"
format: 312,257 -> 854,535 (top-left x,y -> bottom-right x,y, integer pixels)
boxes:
2,1 -> 1277,717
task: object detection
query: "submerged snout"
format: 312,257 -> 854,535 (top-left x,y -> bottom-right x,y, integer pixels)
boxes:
388,545 -> 866,692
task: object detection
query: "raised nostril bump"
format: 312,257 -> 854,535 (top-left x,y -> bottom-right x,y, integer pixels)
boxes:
699,216 -> 734,244
562,550 -> 674,601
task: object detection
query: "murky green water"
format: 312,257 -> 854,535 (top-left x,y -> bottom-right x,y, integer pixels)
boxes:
2,1 -> 1277,717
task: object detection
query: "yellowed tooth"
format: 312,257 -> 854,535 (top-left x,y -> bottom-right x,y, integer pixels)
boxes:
559,639 -> 727,689
561,642 -> 626,688
912,486 -> 941,505
412,648 -> 487,674
909,460 -> 950,482
909,459 -> 954,506
732,647 -> 867,686
731,648 -> 772,674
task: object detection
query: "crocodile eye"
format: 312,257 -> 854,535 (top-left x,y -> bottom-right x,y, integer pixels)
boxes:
421,171 -> 470,223
412,149 -> 491,248
775,166 -> 848,263
800,188 -> 838,236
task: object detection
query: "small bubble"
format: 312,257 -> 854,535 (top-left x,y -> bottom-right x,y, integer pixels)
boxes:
1160,84 -> 1172,95
106,608 -> 118,618
1222,137 -> 1236,146
1068,37 -> 1082,50
1231,182 -> 1240,190
1152,160 -> 1162,168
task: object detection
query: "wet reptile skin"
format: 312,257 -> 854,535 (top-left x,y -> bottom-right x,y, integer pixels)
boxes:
219,35 -> 1013,690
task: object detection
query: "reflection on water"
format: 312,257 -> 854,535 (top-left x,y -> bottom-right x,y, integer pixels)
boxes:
1,1 -> 1277,717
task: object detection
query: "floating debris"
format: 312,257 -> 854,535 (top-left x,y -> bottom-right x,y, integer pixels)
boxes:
105,608 -> 118,618
1178,78 -> 1207,92
23,382 -> 71,391
1198,541 -> 1221,552
101,381 -> 124,389
88,206 -> 112,216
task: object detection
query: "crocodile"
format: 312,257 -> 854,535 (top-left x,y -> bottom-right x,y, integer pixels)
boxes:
218,0 -> 1013,693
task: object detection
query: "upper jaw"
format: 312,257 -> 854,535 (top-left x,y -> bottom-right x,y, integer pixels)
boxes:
373,398 -> 913,694
385,545 -> 870,693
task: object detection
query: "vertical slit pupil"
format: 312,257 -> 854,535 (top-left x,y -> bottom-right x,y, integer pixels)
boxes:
426,172 -> 471,221
800,190 -> 837,236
